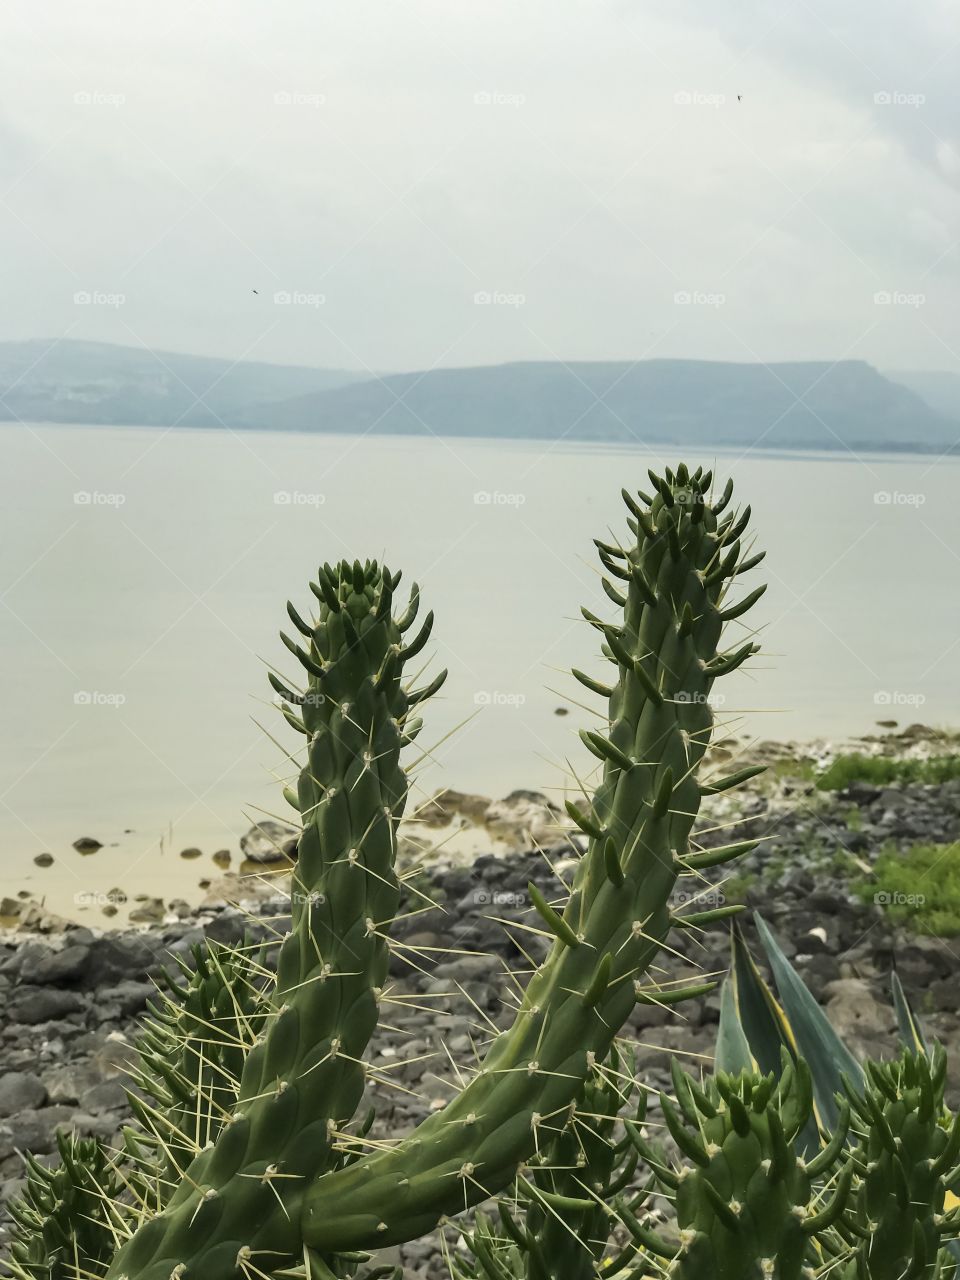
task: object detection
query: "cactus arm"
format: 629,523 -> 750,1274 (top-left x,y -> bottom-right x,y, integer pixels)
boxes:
301,469 -> 765,1253
105,561 -> 443,1280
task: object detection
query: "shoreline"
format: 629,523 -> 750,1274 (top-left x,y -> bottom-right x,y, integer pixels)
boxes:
2,720 -> 959,934
0,722 -> 959,1271
0,721 -> 959,1270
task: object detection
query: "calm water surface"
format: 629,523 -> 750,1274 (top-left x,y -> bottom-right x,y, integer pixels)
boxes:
3,423 -> 958,916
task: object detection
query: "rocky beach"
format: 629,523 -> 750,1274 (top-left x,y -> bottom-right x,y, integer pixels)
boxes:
1,724 -> 959,1277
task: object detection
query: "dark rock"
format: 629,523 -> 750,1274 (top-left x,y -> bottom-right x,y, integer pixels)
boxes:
6,987 -> 86,1025
129,899 -> 165,925
85,935 -> 163,987
0,1107 -> 75,1157
0,1073 -> 47,1118
80,1080 -> 129,1113
24,944 -> 91,985
72,837 -> 103,854
240,821 -> 298,864
204,912 -> 247,946
98,980 -> 154,1017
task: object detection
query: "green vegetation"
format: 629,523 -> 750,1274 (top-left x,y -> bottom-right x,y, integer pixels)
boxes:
854,841 -> 960,935
816,752 -> 960,791
11,464 -> 960,1279
8,466 -> 773,1280
763,756 -> 818,784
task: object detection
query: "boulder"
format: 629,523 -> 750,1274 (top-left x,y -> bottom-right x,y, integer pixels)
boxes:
0,1072 -> 47,1118
240,821 -> 298,864
25,944 -> 91,985
6,987 -> 87,1025
484,790 -> 566,849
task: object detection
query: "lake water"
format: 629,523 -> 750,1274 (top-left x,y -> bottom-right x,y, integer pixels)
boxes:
3,423 -> 958,918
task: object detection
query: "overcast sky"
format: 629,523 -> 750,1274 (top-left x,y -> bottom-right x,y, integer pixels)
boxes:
1,0 -> 957,373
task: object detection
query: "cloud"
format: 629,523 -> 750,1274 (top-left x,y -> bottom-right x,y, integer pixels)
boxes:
0,0 -> 957,372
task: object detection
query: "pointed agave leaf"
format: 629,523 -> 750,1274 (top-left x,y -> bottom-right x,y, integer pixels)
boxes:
891,968 -> 928,1056
754,913 -> 863,1132
715,975 -> 754,1074
730,924 -> 793,1080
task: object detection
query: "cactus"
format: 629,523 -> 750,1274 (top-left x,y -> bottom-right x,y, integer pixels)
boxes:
122,939 -> 272,1209
451,1046 -> 652,1280
299,467 -> 764,1256
829,1046 -> 960,1279
626,1054 -> 852,1279
7,1132 -> 123,1280
102,558 -> 437,1280
8,470 -> 766,1280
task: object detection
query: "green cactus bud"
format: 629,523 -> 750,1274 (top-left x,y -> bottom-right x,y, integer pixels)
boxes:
628,1064 -> 850,1280
839,1046 -> 960,1280
7,1131 -> 123,1280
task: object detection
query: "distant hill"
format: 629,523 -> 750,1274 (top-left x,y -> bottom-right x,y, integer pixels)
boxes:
241,358 -> 958,453
0,339 -> 360,427
2,340 -> 955,453
888,370 -> 960,425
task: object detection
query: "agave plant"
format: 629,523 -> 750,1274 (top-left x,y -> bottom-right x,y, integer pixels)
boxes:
718,914 -> 960,1276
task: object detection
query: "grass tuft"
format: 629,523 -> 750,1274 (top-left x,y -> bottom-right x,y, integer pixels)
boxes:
816,754 -> 960,791
854,841 -> 960,936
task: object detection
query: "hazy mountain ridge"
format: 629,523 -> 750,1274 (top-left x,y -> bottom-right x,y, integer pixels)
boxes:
240,357 -> 958,452
887,370 -> 960,424
0,339 -> 361,427
1,339 -> 956,453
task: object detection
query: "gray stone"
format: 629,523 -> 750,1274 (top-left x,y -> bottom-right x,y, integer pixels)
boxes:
240,820 -> 298,864
0,1107 -> 75,1157
85,935 -> 162,987
6,987 -> 86,1025
80,1080 -> 129,1113
24,944 -> 91,985
0,1073 -> 47,1118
